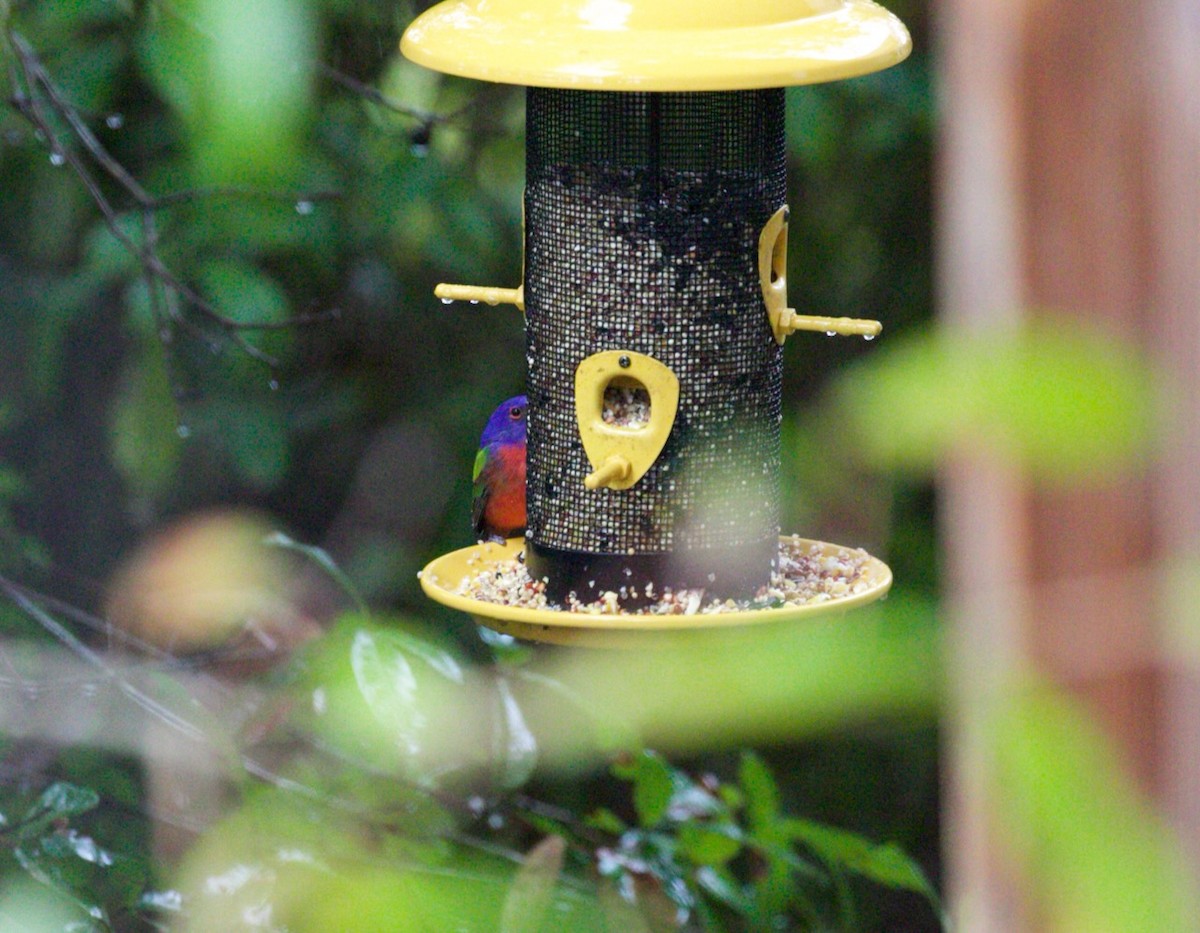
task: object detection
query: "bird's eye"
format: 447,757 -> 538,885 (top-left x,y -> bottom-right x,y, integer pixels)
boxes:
509,406 -> 524,420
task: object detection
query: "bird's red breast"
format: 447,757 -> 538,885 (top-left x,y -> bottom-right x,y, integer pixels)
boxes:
477,441 -> 526,538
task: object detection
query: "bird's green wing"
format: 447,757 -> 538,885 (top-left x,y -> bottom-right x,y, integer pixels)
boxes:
472,448 -> 490,536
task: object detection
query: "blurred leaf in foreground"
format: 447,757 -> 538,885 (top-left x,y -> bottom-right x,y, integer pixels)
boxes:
534,593 -> 939,766
141,0 -> 317,183
830,321 -> 1155,483
992,684 -> 1200,932
175,791 -> 605,933
288,597 -> 938,781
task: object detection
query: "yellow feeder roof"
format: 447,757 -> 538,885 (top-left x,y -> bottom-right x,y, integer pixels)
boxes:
401,0 -> 911,91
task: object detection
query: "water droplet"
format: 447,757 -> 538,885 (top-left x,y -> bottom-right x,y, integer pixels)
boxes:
440,297 -> 454,305
863,333 -> 875,341
49,151 -> 65,166
294,200 -> 314,215
408,123 -> 432,156
469,299 -> 479,305
176,424 -> 191,439
267,378 -> 280,391
104,113 -> 124,129
825,330 -> 836,337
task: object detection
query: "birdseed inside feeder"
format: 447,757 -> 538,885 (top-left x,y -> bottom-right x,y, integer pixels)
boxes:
406,0 -> 910,643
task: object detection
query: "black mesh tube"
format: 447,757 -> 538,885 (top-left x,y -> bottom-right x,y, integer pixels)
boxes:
523,88 -> 787,604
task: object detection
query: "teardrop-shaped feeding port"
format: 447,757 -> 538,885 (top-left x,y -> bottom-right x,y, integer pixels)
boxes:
575,350 -> 679,491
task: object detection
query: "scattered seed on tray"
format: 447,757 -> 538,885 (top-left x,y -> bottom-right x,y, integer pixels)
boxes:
451,536 -> 874,616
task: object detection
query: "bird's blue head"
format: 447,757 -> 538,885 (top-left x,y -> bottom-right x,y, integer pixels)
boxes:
480,395 -> 527,447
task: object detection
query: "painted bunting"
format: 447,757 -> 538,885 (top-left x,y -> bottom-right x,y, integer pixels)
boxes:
473,395 -> 527,543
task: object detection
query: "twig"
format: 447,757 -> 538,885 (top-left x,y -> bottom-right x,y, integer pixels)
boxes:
316,61 -> 513,140
316,61 -> 437,125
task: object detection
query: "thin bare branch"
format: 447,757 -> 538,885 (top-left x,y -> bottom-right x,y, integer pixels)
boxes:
316,61 -> 436,124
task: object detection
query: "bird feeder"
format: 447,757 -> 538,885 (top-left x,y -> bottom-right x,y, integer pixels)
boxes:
407,0 -> 908,645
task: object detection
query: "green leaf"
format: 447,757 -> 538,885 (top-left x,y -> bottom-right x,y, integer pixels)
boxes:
197,259 -> 290,328
585,808 -> 627,836
738,751 -> 781,831
38,829 -> 114,868
179,802 -> 608,933
349,624 -> 463,715
537,596 -> 939,760
0,878 -> 85,931
596,878 -> 656,933
500,835 -> 566,933
677,823 -> 743,867
615,751 -> 677,829
81,214 -> 142,283
299,617 -> 472,786
221,401 -> 290,489
694,864 -> 754,915
29,783 -> 100,823
780,818 -> 937,902
513,669 -> 639,760
196,258 -> 294,360
109,337 -> 183,505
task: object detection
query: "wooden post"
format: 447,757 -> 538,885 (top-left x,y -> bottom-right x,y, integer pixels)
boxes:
936,0 -> 1200,926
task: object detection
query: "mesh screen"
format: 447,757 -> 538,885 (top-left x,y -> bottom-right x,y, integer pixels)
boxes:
524,88 -> 786,595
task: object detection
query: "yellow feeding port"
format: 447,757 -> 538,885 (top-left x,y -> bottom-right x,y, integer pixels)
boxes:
401,0 -> 911,91
575,350 -> 679,491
